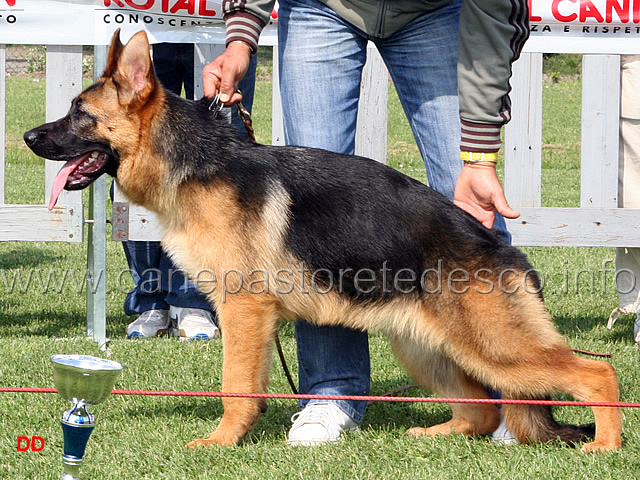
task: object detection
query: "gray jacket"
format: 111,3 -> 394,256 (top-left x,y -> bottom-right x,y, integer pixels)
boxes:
223,0 -> 530,153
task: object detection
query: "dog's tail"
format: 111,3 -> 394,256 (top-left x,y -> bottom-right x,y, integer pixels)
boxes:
502,399 -> 595,445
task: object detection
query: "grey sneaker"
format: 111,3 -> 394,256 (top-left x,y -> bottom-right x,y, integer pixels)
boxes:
491,416 -> 519,445
126,309 -> 170,339
287,402 -> 360,446
634,314 -> 640,346
169,306 -> 220,341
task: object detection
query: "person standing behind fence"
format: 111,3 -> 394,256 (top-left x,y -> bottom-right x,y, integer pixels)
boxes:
615,55 -> 640,347
204,0 -> 524,445
122,42 -> 257,341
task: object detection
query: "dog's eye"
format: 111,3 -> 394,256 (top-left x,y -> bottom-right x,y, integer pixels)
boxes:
72,108 -> 96,125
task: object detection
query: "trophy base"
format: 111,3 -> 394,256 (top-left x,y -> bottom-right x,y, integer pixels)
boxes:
61,456 -> 82,480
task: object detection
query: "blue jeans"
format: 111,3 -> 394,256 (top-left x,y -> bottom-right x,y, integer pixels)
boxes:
122,48 -> 257,315
153,43 -> 196,99
121,241 -> 212,314
278,0 -> 509,423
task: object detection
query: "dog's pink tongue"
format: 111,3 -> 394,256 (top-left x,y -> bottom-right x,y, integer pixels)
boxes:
48,158 -> 83,211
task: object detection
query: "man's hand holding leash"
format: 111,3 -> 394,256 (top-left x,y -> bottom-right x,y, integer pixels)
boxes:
202,41 -> 252,104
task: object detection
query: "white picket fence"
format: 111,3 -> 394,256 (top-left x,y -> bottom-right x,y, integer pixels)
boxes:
505,53 -> 638,246
0,46 -> 85,243
0,42 -> 638,345
0,44 -> 108,343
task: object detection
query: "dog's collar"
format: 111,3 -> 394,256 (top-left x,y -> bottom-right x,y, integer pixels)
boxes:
208,93 -> 224,118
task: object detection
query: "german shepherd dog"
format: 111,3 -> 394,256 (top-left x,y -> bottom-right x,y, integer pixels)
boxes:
24,30 -> 622,452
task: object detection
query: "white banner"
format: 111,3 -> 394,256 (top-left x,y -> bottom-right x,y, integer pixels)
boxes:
526,0 -> 640,53
0,0 -> 638,53
0,0 -> 277,45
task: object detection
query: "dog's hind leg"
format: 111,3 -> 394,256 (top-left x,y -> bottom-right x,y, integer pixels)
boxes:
561,355 -> 621,453
186,293 -> 278,447
389,335 -> 501,438
500,350 -> 621,453
446,289 -> 621,452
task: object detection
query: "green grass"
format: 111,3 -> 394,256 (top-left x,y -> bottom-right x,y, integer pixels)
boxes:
1,68 -> 639,480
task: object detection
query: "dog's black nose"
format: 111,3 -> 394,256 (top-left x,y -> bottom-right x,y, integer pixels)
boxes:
24,129 -> 39,147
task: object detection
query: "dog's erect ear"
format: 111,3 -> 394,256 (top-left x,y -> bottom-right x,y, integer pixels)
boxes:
112,30 -> 156,109
103,28 -> 124,78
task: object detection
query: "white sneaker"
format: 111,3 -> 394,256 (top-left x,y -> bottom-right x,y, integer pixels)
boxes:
634,314 -> 640,346
287,402 -> 360,446
126,309 -> 170,339
491,416 -> 519,445
169,306 -> 220,341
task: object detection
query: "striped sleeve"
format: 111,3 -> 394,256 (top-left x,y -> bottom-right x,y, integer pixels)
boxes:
460,120 -> 502,153
223,0 -> 274,53
458,0 -> 530,153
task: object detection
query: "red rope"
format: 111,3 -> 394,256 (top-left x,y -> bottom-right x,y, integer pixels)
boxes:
1,387 -> 639,408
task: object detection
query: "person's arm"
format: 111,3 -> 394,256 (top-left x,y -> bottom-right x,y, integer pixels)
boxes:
223,0 -> 275,53
202,0 -> 275,102
453,0 -> 530,228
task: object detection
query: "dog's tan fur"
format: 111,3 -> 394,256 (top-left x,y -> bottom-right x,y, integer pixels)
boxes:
28,30 -> 622,453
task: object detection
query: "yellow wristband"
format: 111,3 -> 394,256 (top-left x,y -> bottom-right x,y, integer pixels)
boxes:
460,151 -> 498,163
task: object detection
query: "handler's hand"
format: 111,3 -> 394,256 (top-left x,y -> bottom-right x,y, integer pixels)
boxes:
202,41 -> 252,105
453,162 -> 520,229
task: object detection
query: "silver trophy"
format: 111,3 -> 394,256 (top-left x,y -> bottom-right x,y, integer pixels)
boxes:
51,354 -> 123,480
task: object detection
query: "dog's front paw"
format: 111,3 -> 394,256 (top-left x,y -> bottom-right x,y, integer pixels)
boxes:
186,437 -> 238,448
186,436 -> 236,448
406,426 -> 431,437
580,440 -> 621,454
186,438 -> 220,448
186,429 -> 243,448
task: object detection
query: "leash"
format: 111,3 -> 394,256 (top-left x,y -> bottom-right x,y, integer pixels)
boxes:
236,99 -> 256,144
208,92 -> 256,144
571,348 -> 612,358
274,331 -> 298,395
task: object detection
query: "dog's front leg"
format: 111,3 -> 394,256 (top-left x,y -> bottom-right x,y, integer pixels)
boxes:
186,293 -> 278,447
